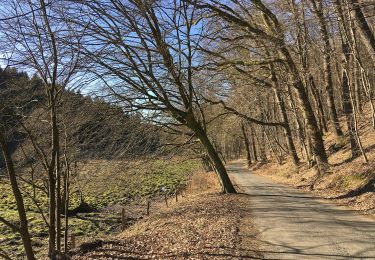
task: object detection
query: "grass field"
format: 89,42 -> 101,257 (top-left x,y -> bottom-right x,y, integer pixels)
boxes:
0,158 -> 202,258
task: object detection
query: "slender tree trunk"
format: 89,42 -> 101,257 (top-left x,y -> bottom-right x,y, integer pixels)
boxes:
347,0 -> 375,61
48,104 -> 58,257
308,75 -> 328,133
280,47 -> 328,165
353,61 -> 362,113
276,91 -> 299,165
287,86 -> 309,160
264,127 -> 282,164
266,58 -> 299,165
63,159 -> 70,253
249,124 -> 258,162
347,74 -> 369,162
0,132 -> 36,260
55,146 -> 61,254
310,0 -> 343,137
341,41 -> 361,158
258,130 -> 268,162
241,123 -> 252,167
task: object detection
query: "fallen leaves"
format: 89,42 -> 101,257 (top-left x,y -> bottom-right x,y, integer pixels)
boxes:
71,193 -> 261,259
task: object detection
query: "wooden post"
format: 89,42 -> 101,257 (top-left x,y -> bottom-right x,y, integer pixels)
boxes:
70,234 -> 75,249
164,194 -> 168,207
121,208 -> 126,231
146,200 -> 150,215
175,191 -> 178,202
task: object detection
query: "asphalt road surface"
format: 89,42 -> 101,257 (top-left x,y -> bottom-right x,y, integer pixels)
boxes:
228,160 -> 375,260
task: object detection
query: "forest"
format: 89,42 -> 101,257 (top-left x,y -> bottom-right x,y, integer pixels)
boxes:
0,0 -> 374,259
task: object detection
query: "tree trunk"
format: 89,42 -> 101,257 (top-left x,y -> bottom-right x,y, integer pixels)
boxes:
189,118 -> 237,193
347,0 -> 375,61
281,47 -> 328,165
266,58 -> 300,165
310,0 -> 343,137
55,145 -> 61,254
276,91 -> 299,165
308,75 -> 328,133
258,130 -> 268,162
264,127 -> 282,164
249,124 -> 258,162
48,104 -> 58,257
353,61 -> 362,113
341,53 -> 360,158
287,86 -> 309,160
63,158 -> 70,254
0,132 -> 36,260
241,123 -> 252,167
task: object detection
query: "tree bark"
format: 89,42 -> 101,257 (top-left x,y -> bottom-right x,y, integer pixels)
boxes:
188,117 -> 237,193
310,0 -> 343,137
0,132 -> 36,260
347,0 -> 375,61
268,64 -> 300,165
274,90 -> 299,165
48,102 -> 58,257
241,123 -> 252,167
249,124 -> 258,162
341,45 -> 360,158
308,75 -> 328,133
280,47 -> 328,165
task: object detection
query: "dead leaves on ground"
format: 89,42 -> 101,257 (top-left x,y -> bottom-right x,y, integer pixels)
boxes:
72,193 -> 261,259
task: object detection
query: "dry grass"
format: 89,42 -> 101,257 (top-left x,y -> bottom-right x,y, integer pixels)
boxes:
71,171 -> 262,259
186,171 -> 221,194
253,105 -> 375,215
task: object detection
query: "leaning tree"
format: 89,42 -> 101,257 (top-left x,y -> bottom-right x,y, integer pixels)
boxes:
72,0 -> 237,193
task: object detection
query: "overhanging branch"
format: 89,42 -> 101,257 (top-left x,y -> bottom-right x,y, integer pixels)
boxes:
206,98 -> 286,127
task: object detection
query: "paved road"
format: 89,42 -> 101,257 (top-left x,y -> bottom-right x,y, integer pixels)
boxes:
228,160 -> 375,260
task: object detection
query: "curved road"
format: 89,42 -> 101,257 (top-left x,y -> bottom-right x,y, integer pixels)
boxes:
228,160 -> 375,260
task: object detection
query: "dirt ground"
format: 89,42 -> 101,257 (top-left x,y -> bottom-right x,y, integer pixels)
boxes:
71,172 -> 262,259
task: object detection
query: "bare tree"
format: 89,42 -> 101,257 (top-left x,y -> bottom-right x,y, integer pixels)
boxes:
308,0 -> 343,137
0,128 -> 35,260
0,0 -> 82,257
198,0 -> 328,166
72,0 -> 236,192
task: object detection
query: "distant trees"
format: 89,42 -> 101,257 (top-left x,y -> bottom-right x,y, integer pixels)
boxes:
197,0 -> 374,167
0,67 -> 163,258
197,0 -> 327,166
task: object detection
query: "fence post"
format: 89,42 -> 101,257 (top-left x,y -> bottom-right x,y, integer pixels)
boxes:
146,200 -> 150,215
121,208 -> 126,231
164,194 -> 168,207
70,233 -> 75,249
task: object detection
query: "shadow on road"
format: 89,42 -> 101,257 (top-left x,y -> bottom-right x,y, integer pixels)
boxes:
228,160 -> 375,260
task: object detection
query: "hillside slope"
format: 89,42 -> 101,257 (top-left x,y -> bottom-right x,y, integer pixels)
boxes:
253,107 -> 375,215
